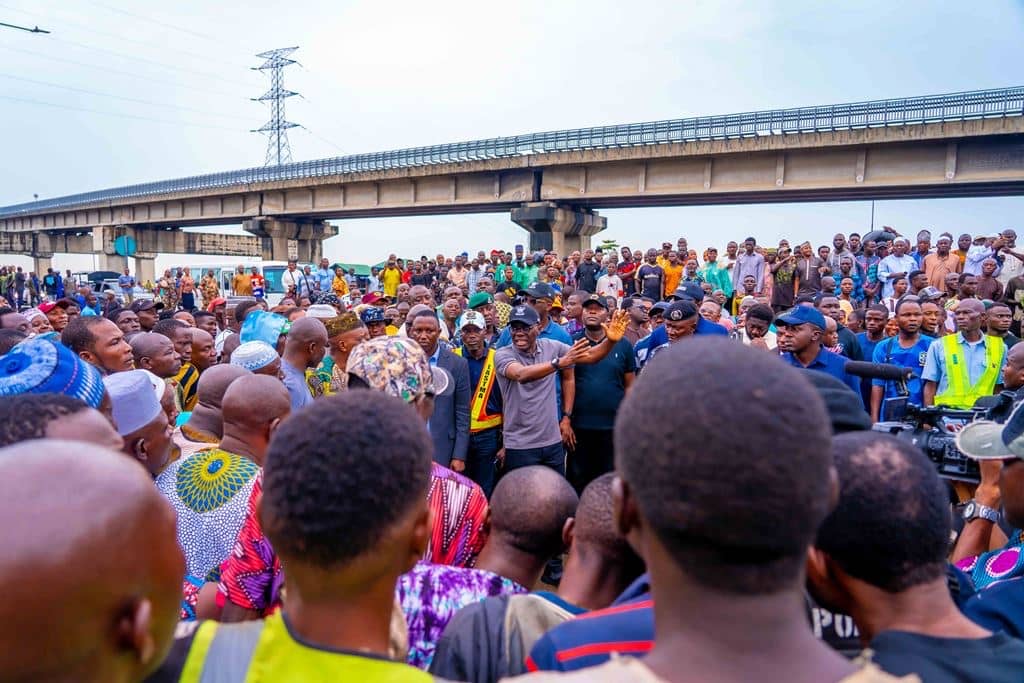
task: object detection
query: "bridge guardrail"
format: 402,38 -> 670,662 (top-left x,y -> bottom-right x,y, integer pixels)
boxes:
1,86 -> 1022,218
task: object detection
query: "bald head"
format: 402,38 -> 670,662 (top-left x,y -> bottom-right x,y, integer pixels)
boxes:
196,364 -> 251,410
0,441 -> 183,680
130,332 -> 181,379
221,375 -> 291,466
490,465 -> 578,560
285,316 -> 328,348
956,298 -> 985,315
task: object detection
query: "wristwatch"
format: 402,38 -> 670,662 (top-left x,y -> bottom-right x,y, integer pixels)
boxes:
551,358 -> 561,371
963,500 -> 1001,523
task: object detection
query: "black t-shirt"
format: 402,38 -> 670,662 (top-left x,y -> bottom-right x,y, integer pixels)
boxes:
870,630 -> 1024,683
637,264 -> 664,301
411,273 -> 434,287
570,332 -> 636,430
576,262 -> 600,293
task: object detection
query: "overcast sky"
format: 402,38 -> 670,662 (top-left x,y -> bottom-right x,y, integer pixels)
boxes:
1,0 -> 1022,271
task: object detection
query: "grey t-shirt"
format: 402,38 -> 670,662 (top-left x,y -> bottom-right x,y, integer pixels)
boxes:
495,338 -> 571,450
281,359 -> 314,411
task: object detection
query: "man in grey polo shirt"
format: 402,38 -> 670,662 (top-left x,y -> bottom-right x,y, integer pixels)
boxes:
495,304 -> 628,474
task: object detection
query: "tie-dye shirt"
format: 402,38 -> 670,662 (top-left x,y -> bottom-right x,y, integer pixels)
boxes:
398,562 -> 526,670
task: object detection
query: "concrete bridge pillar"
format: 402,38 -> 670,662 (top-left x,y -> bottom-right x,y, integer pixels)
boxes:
31,232 -> 54,277
511,202 -> 606,257
91,226 -> 127,272
134,254 -> 157,285
243,219 -> 338,263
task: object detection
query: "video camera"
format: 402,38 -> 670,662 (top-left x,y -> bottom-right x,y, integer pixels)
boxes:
846,361 -> 1018,485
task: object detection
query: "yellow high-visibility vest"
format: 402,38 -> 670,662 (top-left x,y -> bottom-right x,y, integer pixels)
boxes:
934,334 -> 1002,409
454,346 -> 502,432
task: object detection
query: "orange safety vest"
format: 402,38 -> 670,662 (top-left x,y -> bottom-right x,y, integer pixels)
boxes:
454,346 -> 502,432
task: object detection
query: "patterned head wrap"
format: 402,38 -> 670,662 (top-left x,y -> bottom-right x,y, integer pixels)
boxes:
323,312 -> 363,338
230,341 -> 279,371
345,336 -> 435,404
314,292 -> 342,307
239,311 -> 291,347
0,337 -> 105,408
22,308 -> 46,323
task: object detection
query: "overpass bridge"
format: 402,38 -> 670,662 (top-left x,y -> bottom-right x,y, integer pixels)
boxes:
1,86 -> 1022,281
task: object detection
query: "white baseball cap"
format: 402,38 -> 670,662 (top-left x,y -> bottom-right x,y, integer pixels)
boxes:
459,310 -> 486,332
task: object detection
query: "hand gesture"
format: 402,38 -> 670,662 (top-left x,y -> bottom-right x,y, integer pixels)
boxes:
749,337 -> 770,350
559,338 -> 592,367
560,417 -> 577,450
450,459 -> 466,473
602,309 -> 630,342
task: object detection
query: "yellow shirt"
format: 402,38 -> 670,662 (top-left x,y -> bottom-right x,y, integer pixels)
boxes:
662,263 -> 683,297
332,276 -> 349,297
232,273 -> 252,296
382,267 -> 402,298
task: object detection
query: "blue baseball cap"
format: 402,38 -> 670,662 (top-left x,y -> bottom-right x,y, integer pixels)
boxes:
775,306 -> 826,330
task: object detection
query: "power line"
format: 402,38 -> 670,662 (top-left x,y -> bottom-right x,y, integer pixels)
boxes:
0,94 -> 249,132
0,19 -> 49,33
0,43 -> 253,98
0,72 -> 255,120
44,35 -> 258,91
83,0 -> 241,46
0,2 -> 251,69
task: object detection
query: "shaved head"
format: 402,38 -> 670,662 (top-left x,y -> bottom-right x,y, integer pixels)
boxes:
0,441 -> 183,681
956,298 -> 985,315
489,465 -> 578,559
285,316 -> 328,349
221,375 -> 291,466
196,364 -> 250,410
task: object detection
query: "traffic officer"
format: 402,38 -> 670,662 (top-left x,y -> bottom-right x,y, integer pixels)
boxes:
453,310 -> 503,497
922,298 -> 1006,408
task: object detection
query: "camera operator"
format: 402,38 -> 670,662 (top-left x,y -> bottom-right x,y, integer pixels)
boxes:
923,299 -> 1006,409
954,400 -> 1024,638
869,298 -> 933,422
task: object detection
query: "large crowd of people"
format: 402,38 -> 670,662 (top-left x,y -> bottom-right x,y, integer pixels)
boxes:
2,224 -> 1024,682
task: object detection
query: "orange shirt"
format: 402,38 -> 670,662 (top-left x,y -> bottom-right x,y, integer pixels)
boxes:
662,263 -> 683,297
924,252 -> 961,291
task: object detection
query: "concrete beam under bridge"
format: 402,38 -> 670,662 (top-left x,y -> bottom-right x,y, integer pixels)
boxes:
511,202 -> 606,255
242,218 -> 338,262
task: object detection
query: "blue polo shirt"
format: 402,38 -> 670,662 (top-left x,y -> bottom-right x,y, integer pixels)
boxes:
780,346 -> 861,395
526,575 -> 652,673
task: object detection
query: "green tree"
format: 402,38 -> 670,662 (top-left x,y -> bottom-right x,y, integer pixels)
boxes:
599,238 -> 619,252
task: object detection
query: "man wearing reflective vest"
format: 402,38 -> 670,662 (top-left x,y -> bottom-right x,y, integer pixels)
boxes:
454,310 -> 503,497
923,298 -> 1006,409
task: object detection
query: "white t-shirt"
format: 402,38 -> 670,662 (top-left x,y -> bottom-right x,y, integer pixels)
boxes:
596,274 -> 624,301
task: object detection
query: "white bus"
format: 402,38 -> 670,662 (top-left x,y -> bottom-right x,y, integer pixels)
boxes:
169,260 -> 313,308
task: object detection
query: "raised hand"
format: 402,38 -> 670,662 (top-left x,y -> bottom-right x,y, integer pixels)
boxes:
602,309 -> 630,342
560,338 -> 592,367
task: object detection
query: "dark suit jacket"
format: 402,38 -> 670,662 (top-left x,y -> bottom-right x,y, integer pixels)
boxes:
430,346 -> 471,466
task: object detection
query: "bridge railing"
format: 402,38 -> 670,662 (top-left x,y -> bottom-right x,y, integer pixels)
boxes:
2,86 -> 1022,218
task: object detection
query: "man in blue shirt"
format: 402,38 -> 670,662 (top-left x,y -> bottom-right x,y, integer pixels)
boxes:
636,283 -> 726,373
870,298 -> 934,422
776,306 -> 861,395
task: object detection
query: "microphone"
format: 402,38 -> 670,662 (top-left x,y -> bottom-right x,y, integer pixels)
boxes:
844,361 -> 911,381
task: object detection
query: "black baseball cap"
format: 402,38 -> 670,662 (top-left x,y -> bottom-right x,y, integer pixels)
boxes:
671,282 -> 705,302
131,299 -> 164,312
523,282 -> 556,300
664,300 -> 698,321
582,293 -> 608,310
508,305 -> 540,326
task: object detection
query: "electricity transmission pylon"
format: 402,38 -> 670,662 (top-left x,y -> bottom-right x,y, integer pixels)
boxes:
252,47 -> 300,166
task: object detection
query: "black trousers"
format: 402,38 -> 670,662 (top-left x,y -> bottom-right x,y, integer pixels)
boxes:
567,427 -> 615,496
465,427 -> 501,498
504,442 -> 565,477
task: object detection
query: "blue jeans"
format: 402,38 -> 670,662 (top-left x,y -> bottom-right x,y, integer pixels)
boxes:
503,442 -> 565,477
466,427 -> 501,498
